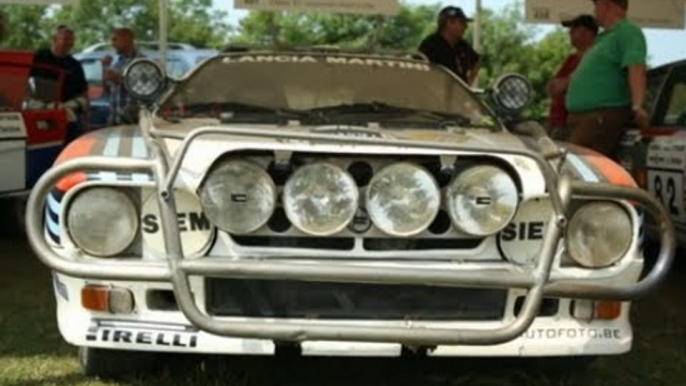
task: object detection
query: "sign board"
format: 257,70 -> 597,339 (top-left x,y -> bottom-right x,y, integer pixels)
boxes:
525,0 -> 686,29
0,0 -> 78,4
234,0 -> 399,15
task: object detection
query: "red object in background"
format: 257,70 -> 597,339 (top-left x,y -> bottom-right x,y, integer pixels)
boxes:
549,53 -> 583,129
22,110 -> 69,145
88,85 -> 104,100
0,51 -> 35,110
0,50 -> 66,110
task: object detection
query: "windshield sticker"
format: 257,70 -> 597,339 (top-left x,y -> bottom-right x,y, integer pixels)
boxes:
310,126 -> 394,139
222,55 -> 430,71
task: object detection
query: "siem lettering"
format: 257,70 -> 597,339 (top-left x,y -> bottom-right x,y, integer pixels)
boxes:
142,212 -> 211,234
501,222 -> 545,242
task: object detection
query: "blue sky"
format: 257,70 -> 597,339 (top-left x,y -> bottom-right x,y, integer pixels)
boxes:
212,0 -> 686,66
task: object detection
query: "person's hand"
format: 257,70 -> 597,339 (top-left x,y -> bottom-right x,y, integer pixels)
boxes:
633,106 -> 650,128
101,55 -> 113,67
103,69 -> 121,84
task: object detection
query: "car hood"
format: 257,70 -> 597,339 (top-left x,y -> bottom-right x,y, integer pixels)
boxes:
151,118 -> 533,153
54,118 -> 635,194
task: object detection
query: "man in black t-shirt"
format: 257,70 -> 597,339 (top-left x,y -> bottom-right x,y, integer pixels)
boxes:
418,6 -> 481,85
31,25 -> 89,140
31,25 -> 88,106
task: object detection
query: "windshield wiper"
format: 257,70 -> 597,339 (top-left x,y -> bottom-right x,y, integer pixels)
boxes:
185,102 -> 308,121
308,102 -> 474,127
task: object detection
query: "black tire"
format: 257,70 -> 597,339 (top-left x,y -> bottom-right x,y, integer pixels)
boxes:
78,346 -> 157,379
12,196 -> 27,236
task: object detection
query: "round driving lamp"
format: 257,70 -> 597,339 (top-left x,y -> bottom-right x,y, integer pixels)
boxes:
199,160 -> 276,234
447,165 -> 519,237
566,202 -> 633,268
493,74 -> 533,112
123,58 -> 167,102
366,162 -> 441,237
67,187 -> 139,257
283,163 -> 359,236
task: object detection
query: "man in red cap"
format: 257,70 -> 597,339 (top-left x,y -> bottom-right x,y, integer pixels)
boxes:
547,15 -> 598,138
564,0 -> 648,156
418,6 -> 481,85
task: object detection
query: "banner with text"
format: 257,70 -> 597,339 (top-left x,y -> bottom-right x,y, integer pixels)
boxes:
525,0 -> 686,29
235,0 -> 399,15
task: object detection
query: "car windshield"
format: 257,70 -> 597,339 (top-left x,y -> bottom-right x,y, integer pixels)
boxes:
159,53 -> 499,129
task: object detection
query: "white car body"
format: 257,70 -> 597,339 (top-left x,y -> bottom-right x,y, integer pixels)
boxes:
27,52 -> 674,367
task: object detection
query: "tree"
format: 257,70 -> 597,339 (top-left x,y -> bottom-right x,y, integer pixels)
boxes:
0,0 -> 232,51
0,5 -> 53,50
52,0 -> 231,49
231,4 -> 438,50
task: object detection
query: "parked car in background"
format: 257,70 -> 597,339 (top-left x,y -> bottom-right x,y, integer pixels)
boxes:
24,49 -> 675,378
74,42 -> 216,128
0,50 -> 77,226
616,59 -> 686,244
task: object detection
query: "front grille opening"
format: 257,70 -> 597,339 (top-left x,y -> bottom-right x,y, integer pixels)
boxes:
206,279 -> 507,321
268,208 -> 292,233
422,160 -> 454,188
347,161 -> 374,187
363,238 -> 482,251
267,161 -> 294,185
233,236 -> 355,250
428,210 -> 452,235
514,296 -> 559,317
146,290 -> 178,311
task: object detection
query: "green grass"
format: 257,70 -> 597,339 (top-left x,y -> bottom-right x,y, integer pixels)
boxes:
1,234 -> 685,386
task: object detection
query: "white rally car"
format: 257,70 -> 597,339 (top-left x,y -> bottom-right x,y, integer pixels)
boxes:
25,49 -> 675,378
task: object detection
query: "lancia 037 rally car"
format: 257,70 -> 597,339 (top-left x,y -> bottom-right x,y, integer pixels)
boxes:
0,51 -> 79,226
25,50 -> 676,377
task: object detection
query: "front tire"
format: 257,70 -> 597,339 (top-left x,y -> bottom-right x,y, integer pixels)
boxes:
78,347 -> 157,379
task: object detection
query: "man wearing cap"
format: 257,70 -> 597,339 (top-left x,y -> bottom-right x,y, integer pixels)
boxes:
547,15 -> 598,138
418,6 -> 481,85
564,0 -> 648,156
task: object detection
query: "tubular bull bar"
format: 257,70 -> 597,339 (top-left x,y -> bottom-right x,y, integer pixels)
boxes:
26,127 -> 676,346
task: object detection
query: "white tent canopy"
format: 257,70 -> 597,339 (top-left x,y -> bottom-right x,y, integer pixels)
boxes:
0,0 -> 77,4
525,0 -> 686,30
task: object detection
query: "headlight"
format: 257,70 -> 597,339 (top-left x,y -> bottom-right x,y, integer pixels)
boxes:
566,202 -> 633,268
447,166 -> 518,237
366,163 -> 440,236
199,160 -> 276,234
283,163 -> 359,236
67,187 -> 138,257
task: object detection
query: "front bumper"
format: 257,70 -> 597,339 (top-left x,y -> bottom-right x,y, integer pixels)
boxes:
27,126 -> 676,349
53,272 -> 637,356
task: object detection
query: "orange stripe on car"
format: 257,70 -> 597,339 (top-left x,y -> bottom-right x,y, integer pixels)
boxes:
570,146 -> 637,187
54,136 -> 96,191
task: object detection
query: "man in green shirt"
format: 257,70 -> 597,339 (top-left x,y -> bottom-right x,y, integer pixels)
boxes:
564,0 -> 648,156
